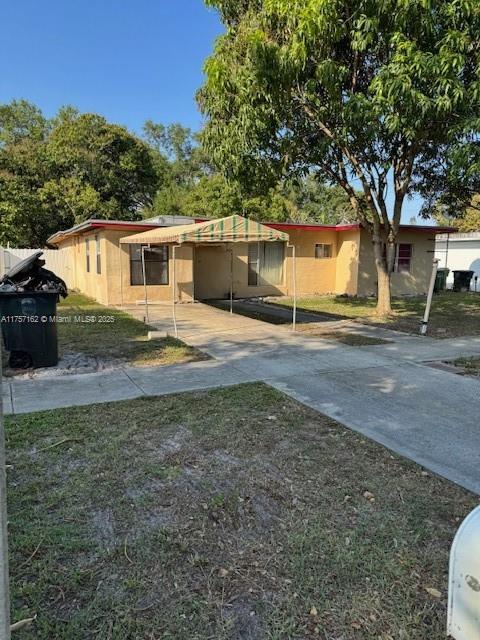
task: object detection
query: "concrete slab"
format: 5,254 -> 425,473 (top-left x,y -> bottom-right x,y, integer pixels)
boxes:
10,370 -> 144,414
364,335 -> 480,363
271,362 -> 480,494
124,359 -> 256,396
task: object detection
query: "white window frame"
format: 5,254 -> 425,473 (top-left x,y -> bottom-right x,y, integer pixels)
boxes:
315,243 -> 333,259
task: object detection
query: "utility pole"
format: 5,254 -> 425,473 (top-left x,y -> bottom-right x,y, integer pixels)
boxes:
0,339 -> 11,639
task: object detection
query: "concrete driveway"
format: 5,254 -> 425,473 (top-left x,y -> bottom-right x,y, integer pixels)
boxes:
4,300 -> 480,493
133,301 -> 480,493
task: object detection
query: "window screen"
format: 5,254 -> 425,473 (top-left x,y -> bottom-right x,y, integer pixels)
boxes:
396,244 -> 412,273
130,245 -> 169,285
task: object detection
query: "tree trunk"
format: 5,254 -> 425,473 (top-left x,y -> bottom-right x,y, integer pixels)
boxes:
376,264 -> 392,316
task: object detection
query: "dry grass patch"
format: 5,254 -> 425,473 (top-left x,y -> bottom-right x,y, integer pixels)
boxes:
6,384 -> 477,639
57,292 -> 206,367
272,292 -> 480,338
451,356 -> 480,377
297,328 -> 392,346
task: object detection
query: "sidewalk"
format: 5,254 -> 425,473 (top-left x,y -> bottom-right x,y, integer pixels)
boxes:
3,311 -> 480,494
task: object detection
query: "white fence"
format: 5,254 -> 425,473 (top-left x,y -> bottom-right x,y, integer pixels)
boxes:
0,247 -> 74,288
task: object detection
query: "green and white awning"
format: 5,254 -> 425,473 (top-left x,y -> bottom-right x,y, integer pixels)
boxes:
120,214 -> 289,245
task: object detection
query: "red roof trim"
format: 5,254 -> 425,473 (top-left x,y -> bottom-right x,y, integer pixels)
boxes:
266,221 -> 457,234
265,222 -> 360,232
89,222 -> 158,232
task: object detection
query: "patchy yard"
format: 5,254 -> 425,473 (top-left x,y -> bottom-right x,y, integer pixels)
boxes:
3,293 -> 205,375
453,356 -> 480,376
57,293 -> 206,366
7,383 -> 476,639
1,293 -> 205,375
271,291 -> 480,338
296,329 -> 391,346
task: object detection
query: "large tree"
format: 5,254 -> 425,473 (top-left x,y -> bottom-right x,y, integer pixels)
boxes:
199,0 -> 480,313
0,102 -> 157,246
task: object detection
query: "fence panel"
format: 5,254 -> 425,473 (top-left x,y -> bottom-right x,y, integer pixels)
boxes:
0,247 -> 74,288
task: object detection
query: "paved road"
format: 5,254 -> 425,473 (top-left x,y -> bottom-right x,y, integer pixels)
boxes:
3,302 -> 480,493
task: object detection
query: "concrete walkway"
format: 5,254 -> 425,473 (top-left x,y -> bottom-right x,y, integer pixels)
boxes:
3,301 -> 480,493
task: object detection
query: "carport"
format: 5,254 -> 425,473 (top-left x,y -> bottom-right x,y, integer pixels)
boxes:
120,214 -> 297,336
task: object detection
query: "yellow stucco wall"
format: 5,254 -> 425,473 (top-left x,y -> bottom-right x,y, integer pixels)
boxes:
357,229 -> 437,297
54,224 -> 436,304
192,230 -> 343,299
334,230 -> 360,295
104,230 -> 194,305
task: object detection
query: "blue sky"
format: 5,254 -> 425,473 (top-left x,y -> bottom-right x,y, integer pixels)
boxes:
0,0 -> 222,132
0,0 -> 423,221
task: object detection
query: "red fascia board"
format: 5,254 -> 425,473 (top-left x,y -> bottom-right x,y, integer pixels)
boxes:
267,222 -> 457,234
88,222 -> 158,232
395,225 -> 457,234
265,222 -> 360,232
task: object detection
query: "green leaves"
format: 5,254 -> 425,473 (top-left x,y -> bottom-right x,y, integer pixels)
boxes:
200,0 -> 480,213
0,103 -> 157,246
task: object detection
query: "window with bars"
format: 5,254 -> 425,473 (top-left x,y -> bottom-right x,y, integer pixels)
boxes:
315,243 -> 333,258
130,245 -> 169,285
396,243 -> 412,273
248,242 -> 284,286
383,243 -> 413,273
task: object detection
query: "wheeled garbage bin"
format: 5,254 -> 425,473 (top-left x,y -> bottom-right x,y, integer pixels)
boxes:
452,270 -> 474,293
0,291 -> 59,368
434,268 -> 450,293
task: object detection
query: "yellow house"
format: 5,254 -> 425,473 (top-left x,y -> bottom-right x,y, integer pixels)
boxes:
47,215 -> 454,306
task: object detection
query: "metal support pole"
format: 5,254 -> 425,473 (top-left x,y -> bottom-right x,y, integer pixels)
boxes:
288,243 -> 297,331
0,340 -> 11,639
229,245 -> 233,315
119,243 -> 124,308
141,245 -> 149,324
172,245 -> 179,338
420,258 -> 439,335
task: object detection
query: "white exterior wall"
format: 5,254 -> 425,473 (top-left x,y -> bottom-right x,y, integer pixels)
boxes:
435,233 -> 480,289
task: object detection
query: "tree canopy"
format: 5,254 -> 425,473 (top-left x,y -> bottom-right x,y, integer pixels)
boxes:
199,0 -> 480,312
0,102 -> 157,246
0,100 -> 357,247
433,194 -> 480,232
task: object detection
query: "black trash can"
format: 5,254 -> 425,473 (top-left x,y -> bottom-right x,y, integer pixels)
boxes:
434,268 -> 450,293
452,270 -> 474,293
0,291 -> 59,368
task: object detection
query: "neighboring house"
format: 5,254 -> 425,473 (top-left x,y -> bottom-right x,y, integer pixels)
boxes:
435,232 -> 480,290
47,216 -> 454,306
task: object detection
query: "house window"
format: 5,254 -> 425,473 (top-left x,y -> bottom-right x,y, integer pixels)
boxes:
130,245 -> 169,285
86,239 -> 90,273
248,242 -> 284,286
95,235 -> 101,274
383,243 -> 413,273
315,243 -> 332,259
396,243 -> 412,273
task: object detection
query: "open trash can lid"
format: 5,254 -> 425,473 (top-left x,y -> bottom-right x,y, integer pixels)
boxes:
1,250 -> 44,281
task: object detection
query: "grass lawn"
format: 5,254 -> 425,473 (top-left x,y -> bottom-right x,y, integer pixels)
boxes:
451,356 -> 480,377
6,383 -> 476,639
56,292 -> 205,367
297,329 -> 391,346
271,291 -> 480,338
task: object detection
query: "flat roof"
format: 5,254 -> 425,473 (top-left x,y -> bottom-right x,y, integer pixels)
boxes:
48,217 -> 457,245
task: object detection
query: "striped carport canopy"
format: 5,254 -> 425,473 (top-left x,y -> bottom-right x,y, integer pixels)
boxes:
120,214 -> 289,245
